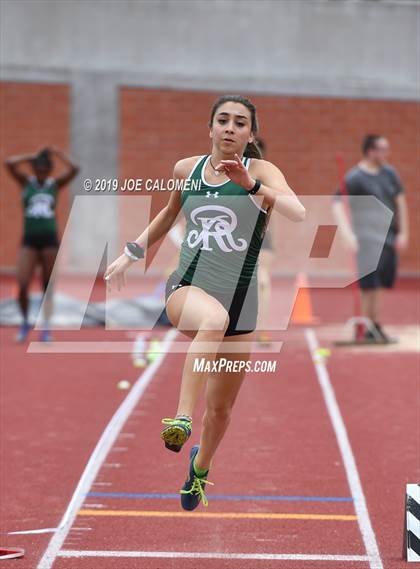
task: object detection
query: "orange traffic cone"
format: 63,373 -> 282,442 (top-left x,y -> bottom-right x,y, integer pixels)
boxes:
291,272 -> 319,325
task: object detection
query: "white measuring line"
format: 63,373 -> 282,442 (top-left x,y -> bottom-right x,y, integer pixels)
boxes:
36,328 -> 178,569
58,551 -> 369,561
304,328 -> 383,569
8,528 -> 58,536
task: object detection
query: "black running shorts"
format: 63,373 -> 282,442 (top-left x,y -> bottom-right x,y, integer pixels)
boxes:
22,232 -> 59,250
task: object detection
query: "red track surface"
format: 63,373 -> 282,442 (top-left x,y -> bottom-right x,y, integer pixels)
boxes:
0,279 -> 418,568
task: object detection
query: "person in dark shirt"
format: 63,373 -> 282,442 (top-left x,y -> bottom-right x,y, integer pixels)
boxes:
333,134 -> 409,343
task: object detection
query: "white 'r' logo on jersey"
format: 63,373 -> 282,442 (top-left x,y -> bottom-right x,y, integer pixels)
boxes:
187,205 -> 247,252
26,194 -> 54,219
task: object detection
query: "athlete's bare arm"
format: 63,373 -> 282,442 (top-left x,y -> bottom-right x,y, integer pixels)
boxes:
249,159 -> 306,222
216,154 -> 305,222
104,156 -> 200,289
132,156 -> 200,248
4,153 -> 36,186
49,146 -> 80,189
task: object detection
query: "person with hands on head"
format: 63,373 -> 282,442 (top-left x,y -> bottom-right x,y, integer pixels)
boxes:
104,94 -> 305,511
5,146 -> 80,342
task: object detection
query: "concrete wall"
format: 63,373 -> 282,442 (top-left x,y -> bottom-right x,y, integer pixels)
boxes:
1,0 -> 419,100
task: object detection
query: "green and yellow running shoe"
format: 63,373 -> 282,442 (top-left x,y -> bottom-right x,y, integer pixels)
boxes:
180,445 -> 214,511
161,415 -> 192,453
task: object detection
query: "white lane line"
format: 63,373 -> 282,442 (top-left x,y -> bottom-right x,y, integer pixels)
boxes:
8,528 -> 58,535
305,328 -> 383,569
70,528 -> 92,531
36,328 -> 177,569
58,550 -> 369,561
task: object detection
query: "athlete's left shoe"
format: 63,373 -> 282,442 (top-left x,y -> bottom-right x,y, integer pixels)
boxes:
15,322 -> 31,343
161,415 -> 192,452
180,445 -> 213,511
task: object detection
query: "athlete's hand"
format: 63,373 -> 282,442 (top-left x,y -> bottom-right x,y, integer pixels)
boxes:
215,153 -> 254,191
103,254 -> 132,292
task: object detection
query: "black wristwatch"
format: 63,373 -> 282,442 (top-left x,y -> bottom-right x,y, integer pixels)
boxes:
124,241 -> 145,261
249,179 -> 262,195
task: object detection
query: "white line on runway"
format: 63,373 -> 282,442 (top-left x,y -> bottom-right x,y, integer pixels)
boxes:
58,550 -> 369,562
305,328 -> 383,569
8,528 -> 58,535
36,328 -> 178,569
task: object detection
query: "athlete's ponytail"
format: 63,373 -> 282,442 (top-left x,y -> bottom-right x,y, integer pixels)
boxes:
243,140 -> 262,159
209,95 -> 262,159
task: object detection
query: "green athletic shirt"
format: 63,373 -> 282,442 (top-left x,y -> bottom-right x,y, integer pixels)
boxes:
176,155 -> 269,293
22,176 -> 58,235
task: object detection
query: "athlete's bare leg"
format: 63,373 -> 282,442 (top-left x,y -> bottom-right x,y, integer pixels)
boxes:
166,285 -> 230,417
38,247 -> 58,324
194,332 -> 254,471
16,247 -> 38,322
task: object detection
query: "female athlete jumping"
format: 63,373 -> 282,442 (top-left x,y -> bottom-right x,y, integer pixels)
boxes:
104,95 -> 305,510
5,147 -> 79,342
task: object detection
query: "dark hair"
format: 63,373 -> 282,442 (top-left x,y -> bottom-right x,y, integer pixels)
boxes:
255,137 -> 266,157
32,148 -> 52,170
209,95 -> 262,159
362,134 -> 382,156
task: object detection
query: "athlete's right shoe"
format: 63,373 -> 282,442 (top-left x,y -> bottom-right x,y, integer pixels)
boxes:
15,322 -> 31,343
161,415 -> 192,452
180,445 -> 213,511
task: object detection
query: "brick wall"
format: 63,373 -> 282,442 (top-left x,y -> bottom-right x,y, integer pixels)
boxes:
0,82 -> 70,268
120,88 -> 418,273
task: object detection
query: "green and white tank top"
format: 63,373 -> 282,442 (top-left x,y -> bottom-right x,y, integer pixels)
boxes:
22,176 -> 58,235
176,155 -> 269,293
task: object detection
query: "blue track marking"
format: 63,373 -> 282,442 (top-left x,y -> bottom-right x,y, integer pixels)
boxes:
87,492 -> 353,502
